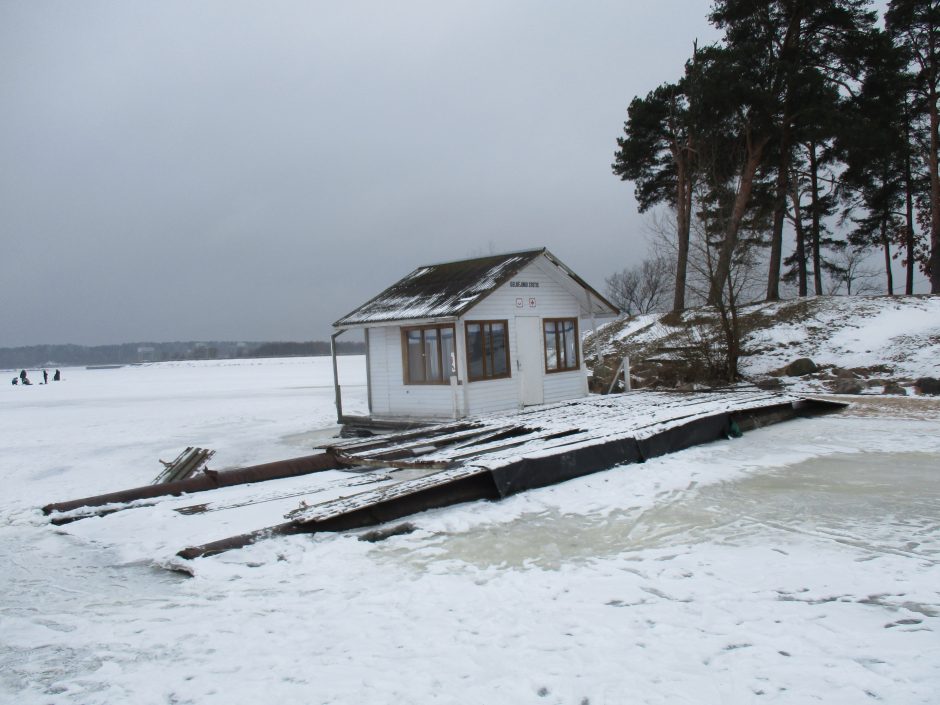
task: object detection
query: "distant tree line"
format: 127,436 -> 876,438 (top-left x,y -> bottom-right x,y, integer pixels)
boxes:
0,340 -> 366,369
610,0 -> 940,316
247,341 -> 365,358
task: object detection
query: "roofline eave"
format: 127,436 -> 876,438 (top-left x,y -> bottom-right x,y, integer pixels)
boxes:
333,314 -> 460,331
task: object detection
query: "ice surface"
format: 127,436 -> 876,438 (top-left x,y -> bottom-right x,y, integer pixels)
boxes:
1,358 -> 938,704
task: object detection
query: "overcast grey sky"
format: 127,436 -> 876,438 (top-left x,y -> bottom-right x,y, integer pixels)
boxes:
1,1 -> 719,346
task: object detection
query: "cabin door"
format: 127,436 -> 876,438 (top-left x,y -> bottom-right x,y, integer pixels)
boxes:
515,316 -> 544,406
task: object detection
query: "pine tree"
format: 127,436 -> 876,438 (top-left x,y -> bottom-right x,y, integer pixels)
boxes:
612,73 -> 696,312
709,0 -> 877,300
886,0 -> 940,292
838,28 -> 919,295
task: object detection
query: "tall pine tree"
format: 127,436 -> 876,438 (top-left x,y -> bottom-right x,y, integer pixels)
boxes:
612,74 -> 696,312
886,0 -> 940,292
708,0 -> 876,300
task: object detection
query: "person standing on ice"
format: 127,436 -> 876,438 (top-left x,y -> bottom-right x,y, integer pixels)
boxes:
42,369 -> 48,384
19,369 -> 26,383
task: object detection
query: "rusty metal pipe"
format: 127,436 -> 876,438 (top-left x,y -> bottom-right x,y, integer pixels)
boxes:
42,452 -> 340,516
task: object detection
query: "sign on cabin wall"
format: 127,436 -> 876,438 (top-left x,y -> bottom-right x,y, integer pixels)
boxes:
510,281 -> 539,307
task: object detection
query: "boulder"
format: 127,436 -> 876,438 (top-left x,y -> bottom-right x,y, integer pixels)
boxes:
832,367 -> 858,379
914,377 -> 940,395
829,378 -> 863,395
883,381 -> 907,396
754,377 -> 784,391
785,358 -> 818,376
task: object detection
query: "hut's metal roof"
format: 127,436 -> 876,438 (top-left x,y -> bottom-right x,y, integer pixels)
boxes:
334,248 -> 618,328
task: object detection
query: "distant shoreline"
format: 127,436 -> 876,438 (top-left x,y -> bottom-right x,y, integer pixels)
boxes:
0,340 -> 366,369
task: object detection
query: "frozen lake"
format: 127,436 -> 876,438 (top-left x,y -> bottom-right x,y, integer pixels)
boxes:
1,358 -> 938,704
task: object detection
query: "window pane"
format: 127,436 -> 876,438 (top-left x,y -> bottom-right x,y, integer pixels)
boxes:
467,324 -> 483,379
491,322 -> 508,376
563,320 -> 577,369
424,329 -> 440,381
544,321 -> 558,370
407,329 -> 425,382
483,323 -> 493,376
441,327 -> 455,377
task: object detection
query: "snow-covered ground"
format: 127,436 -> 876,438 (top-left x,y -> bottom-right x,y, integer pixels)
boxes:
593,295 -> 940,392
1,357 -> 938,704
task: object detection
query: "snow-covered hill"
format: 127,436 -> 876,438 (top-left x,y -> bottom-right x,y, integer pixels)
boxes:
588,295 -> 940,394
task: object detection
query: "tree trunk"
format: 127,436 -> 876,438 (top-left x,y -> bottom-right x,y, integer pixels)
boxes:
725,275 -> 740,382
882,218 -> 895,296
708,136 -> 768,305
905,143 -> 916,296
789,179 -> 808,296
672,149 -> 692,312
765,11 -> 801,303
766,127 -> 791,301
808,141 -> 823,296
929,80 -> 940,293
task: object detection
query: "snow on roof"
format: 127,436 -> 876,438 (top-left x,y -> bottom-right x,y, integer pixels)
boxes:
334,250 -> 544,326
336,249 -> 619,327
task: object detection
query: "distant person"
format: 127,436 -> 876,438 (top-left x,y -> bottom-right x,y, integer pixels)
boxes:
43,369 -> 48,384
11,377 -> 17,386
19,369 -> 26,383
53,369 -> 61,381
22,374 -> 31,385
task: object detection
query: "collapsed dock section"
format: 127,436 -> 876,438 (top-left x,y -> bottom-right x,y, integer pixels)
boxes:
177,390 -> 845,559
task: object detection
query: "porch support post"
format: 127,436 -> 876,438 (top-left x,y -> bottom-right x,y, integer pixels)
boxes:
331,330 -> 344,424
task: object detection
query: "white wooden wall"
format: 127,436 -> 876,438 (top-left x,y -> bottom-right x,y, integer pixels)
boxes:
366,256 -> 590,420
367,326 -> 457,418
462,257 -> 587,414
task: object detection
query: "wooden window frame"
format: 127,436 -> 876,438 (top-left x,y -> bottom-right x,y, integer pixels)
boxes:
400,323 -> 456,385
543,317 -> 580,373
464,319 -> 512,383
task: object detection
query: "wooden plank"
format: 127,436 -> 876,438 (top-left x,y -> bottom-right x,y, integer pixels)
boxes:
337,425 -> 519,462
324,421 -> 482,454
285,465 -> 489,523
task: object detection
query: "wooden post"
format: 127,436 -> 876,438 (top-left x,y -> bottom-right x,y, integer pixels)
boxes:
331,330 -> 344,423
623,356 -> 631,391
364,327 -> 373,417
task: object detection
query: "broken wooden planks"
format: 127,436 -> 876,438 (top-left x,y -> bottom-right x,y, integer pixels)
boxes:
152,447 -> 215,485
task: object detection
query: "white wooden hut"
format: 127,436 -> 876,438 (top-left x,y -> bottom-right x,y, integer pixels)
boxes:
331,248 -> 618,423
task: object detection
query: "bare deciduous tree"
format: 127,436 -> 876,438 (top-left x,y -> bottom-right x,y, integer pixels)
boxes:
825,246 -> 883,296
645,198 -> 766,382
604,256 -> 674,317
